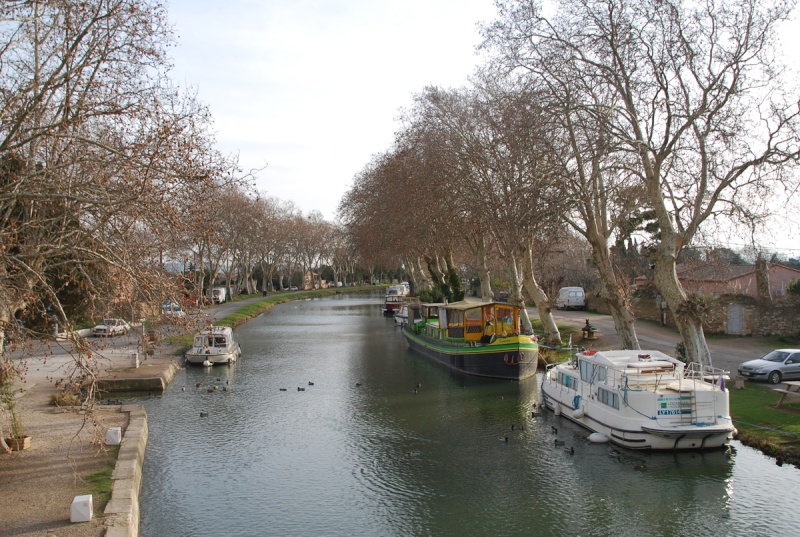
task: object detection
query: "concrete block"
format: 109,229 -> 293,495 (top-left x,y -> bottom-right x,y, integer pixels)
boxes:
106,426 -> 122,445
70,494 -> 93,522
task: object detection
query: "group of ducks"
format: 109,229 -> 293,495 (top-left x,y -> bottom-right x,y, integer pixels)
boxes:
189,378 -> 230,395
550,426 -> 575,455
277,380 -> 316,392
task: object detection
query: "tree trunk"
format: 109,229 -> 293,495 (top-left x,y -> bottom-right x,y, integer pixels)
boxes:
755,256 -> 772,302
652,249 -> 713,366
508,254 -> 533,334
415,257 -> 431,291
521,246 -> 561,345
587,234 -> 640,350
475,235 -> 494,301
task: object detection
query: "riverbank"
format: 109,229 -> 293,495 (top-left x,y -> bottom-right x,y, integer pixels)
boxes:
0,287 -> 368,536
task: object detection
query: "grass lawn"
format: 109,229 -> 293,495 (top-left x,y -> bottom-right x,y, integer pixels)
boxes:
729,381 -> 800,461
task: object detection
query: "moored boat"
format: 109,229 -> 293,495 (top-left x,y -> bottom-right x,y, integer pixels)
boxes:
185,326 -> 242,365
394,297 -> 422,326
541,349 -> 735,450
383,293 -> 403,316
401,300 -> 538,380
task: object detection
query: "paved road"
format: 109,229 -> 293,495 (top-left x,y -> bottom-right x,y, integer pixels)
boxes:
538,307 -> 774,374
7,295 -> 271,388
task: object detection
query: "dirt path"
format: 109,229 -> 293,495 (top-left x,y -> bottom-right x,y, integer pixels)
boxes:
0,383 -> 126,537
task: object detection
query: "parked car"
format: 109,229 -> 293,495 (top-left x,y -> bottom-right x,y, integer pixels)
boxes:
738,349 -> 800,384
496,291 -> 509,302
161,302 -> 186,318
289,286 -> 298,291
92,318 -> 130,337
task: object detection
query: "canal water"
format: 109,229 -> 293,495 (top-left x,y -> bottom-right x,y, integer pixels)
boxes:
138,294 -> 798,537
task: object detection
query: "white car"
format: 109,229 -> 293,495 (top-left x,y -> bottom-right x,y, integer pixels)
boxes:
162,302 -> 186,317
92,318 -> 130,337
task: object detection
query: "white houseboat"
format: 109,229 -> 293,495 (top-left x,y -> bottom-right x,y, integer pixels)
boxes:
541,349 -> 735,450
185,326 -> 242,365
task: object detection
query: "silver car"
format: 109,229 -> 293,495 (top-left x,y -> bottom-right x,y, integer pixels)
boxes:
737,349 -> 800,384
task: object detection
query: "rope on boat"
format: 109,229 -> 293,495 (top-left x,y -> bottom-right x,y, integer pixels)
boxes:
537,343 -> 585,352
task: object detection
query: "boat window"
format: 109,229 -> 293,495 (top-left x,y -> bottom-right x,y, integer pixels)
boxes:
579,360 -> 591,382
557,372 -> 577,390
598,387 -> 619,409
214,336 -> 227,347
597,366 -> 606,382
496,306 -> 515,335
579,360 -> 606,383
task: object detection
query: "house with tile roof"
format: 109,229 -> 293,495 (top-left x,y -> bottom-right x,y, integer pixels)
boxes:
634,263 -> 800,299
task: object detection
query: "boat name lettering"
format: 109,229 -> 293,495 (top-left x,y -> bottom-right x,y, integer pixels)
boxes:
657,409 -> 682,415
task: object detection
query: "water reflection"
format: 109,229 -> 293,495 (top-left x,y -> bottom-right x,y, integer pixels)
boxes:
138,294 -> 798,537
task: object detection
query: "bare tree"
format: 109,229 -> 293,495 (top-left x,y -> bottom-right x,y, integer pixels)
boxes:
413,82 -> 568,342
0,0 -> 242,440
484,0 -> 800,365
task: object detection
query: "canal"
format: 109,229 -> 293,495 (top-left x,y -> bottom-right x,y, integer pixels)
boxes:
138,293 -> 798,536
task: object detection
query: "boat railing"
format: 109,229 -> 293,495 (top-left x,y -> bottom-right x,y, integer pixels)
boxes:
606,366 -> 678,392
683,362 -> 729,388
607,362 -> 728,393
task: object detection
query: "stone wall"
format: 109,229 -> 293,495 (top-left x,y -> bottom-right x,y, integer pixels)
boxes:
591,295 -> 800,338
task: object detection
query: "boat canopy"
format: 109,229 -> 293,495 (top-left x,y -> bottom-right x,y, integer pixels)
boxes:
193,326 -> 234,350
417,301 -> 521,342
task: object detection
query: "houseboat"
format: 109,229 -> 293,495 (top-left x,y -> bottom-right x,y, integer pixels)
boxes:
541,349 -> 735,450
401,300 -> 538,380
185,326 -> 242,365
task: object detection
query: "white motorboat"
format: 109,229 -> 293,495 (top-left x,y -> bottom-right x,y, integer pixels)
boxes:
185,326 -> 242,365
541,349 -> 735,450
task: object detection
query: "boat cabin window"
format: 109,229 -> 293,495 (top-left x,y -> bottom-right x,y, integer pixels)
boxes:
579,361 -> 607,383
195,334 -> 228,348
495,306 -> 516,336
557,372 -> 578,390
464,308 -> 484,340
598,387 -> 619,409
444,309 -> 464,339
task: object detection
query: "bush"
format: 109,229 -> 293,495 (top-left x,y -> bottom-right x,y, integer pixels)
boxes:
51,388 -> 83,407
675,341 -> 688,364
787,278 -> 800,298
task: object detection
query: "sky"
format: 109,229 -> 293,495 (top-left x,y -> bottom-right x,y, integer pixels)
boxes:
165,0 -> 800,256
166,0 -> 498,220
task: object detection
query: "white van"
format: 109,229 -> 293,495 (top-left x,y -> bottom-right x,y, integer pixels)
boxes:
556,287 -> 586,310
211,287 -> 227,304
